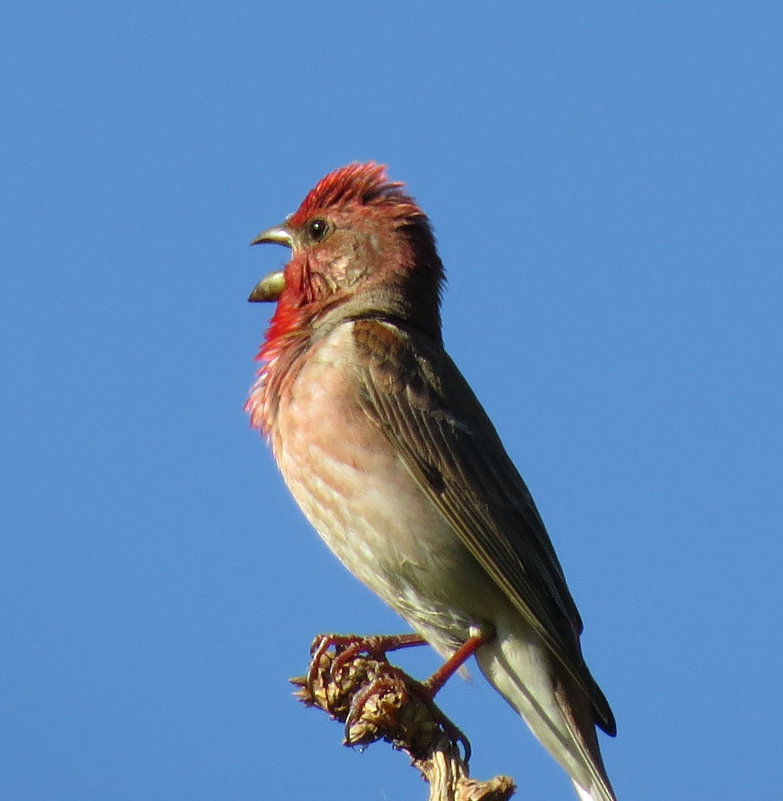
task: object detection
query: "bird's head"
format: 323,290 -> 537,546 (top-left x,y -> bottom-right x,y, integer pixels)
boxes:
249,163 -> 444,342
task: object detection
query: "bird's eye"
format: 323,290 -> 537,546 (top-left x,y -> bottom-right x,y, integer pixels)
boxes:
308,218 -> 329,242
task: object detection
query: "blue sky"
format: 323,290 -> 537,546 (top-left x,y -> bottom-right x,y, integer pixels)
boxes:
3,3 -> 781,800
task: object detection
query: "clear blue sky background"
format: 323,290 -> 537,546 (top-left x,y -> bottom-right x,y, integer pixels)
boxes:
3,4 -> 781,800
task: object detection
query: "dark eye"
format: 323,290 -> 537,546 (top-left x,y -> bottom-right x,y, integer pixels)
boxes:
308,218 -> 329,242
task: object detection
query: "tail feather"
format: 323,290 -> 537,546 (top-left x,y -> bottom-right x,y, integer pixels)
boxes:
573,778 -> 615,801
475,617 -> 616,801
561,696 -> 616,801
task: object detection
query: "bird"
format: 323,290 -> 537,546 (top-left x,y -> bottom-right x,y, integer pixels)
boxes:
245,163 -> 617,801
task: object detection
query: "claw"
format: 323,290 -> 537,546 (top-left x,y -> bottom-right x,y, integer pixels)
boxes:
298,632 -> 472,763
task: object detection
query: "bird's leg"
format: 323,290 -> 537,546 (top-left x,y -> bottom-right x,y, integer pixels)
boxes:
422,630 -> 491,696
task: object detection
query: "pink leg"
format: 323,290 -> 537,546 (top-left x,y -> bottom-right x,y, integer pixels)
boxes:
423,631 -> 491,696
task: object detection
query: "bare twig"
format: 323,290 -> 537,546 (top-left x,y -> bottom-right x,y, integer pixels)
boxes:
291,635 -> 515,801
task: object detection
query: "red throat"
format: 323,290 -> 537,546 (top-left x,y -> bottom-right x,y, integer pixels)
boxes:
245,290 -> 307,435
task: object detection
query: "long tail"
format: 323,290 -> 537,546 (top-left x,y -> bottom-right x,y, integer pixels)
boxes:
475,618 -> 616,801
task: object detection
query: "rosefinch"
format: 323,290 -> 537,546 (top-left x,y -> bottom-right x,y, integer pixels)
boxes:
247,164 -> 617,801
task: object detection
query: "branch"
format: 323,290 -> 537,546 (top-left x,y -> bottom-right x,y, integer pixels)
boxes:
291,635 -> 515,801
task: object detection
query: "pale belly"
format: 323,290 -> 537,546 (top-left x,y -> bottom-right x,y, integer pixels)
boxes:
262,327 -> 608,797
272,326 -> 499,655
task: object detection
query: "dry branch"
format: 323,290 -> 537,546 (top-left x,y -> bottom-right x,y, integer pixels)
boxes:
291,635 -> 515,801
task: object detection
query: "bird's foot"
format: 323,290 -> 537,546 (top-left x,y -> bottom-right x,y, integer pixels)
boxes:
293,633 -> 471,762
307,631 -> 426,686
345,671 -> 472,762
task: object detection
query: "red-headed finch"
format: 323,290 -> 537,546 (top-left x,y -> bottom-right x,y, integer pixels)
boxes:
246,164 -> 617,801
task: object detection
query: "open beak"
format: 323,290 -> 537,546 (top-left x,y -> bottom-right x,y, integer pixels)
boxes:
248,222 -> 293,302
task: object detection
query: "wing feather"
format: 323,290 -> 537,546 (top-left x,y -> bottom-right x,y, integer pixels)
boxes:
351,319 -> 615,735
